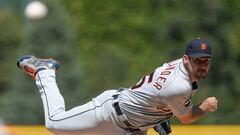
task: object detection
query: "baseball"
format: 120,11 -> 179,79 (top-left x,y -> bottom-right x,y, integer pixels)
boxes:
24,1 -> 48,20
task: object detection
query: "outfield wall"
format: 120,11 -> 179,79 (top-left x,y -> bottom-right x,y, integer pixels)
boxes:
1,125 -> 240,135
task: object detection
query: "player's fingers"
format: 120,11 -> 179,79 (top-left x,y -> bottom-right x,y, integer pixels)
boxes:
209,105 -> 217,112
209,103 -> 217,112
208,98 -> 218,112
207,97 -> 217,103
206,97 -> 218,112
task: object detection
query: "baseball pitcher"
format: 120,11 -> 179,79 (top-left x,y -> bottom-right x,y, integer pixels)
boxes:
16,37 -> 217,135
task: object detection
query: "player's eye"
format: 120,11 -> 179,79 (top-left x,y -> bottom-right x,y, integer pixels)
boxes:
194,59 -> 210,65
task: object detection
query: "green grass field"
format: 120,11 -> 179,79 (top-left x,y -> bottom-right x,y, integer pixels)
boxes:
1,125 -> 240,135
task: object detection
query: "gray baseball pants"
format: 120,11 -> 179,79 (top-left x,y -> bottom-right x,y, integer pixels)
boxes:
35,69 -> 147,135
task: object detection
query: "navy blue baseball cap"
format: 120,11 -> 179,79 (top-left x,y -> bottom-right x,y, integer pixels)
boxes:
185,38 -> 213,58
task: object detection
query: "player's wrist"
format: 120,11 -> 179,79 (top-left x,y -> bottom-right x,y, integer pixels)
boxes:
198,101 -> 209,113
199,98 -> 216,112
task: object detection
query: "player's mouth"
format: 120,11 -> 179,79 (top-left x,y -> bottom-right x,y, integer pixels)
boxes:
196,69 -> 207,80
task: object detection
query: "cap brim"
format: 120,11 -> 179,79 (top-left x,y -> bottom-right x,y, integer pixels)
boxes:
188,53 -> 214,58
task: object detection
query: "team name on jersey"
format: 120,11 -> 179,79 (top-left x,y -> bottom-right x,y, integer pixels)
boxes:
153,61 -> 178,90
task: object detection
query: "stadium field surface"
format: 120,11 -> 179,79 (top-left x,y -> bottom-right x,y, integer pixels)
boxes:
0,125 -> 240,135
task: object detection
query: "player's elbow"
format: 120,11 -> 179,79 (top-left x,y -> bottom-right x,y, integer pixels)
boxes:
177,113 -> 195,124
176,109 -> 199,124
45,123 -> 62,135
45,121 -> 55,130
179,119 -> 193,124
45,120 -> 62,131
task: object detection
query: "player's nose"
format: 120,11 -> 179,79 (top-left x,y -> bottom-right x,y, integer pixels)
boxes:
199,63 -> 208,69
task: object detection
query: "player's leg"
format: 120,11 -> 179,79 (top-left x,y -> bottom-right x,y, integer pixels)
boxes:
17,55 -> 124,135
35,70 -> 114,128
36,70 -> 123,134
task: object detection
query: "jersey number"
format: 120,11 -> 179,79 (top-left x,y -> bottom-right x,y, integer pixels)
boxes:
131,72 -> 154,89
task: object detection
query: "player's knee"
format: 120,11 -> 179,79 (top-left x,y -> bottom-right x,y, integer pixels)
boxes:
45,120 -> 60,131
45,120 -> 54,130
45,124 -> 61,135
45,120 -> 68,131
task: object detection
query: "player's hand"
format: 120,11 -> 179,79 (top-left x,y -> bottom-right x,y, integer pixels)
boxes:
202,97 -> 218,112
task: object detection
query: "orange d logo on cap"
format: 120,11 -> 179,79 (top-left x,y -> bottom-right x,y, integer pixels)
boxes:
201,43 -> 207,50
185,37 -> 213,58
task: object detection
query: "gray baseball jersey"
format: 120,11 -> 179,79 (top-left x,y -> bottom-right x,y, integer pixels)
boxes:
118,58 -> 194,128
34,58 -> 194,135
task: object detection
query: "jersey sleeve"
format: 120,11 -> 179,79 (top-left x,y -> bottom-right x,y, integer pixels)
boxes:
164,82 -> 193,118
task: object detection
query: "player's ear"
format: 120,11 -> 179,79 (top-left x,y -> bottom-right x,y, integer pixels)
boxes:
183,55 -> 196,83
183,55 -> 189,62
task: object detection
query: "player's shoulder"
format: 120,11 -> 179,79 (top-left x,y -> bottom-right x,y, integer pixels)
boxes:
154,58 -> 182,75
160,59 -> 192,97
167,58 -> 182,65
152,58 -> 189,93
159,58 -> 182,68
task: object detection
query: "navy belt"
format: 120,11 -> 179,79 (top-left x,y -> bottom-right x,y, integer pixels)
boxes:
113,102 -> 133,127
112,90 -> 141,133
112,94 -> 134,128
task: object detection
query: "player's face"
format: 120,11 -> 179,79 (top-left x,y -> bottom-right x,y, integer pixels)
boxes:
189,57 -> 211,81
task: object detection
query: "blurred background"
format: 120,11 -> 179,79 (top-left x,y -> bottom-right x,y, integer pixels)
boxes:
0,0 -> 239,129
